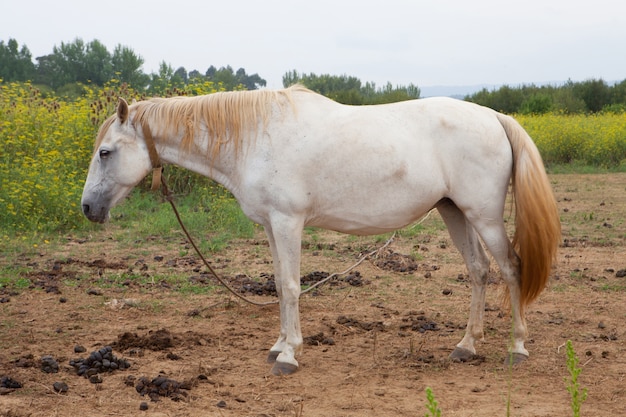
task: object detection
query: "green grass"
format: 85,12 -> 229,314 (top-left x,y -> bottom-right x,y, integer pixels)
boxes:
0,266 -> 31,289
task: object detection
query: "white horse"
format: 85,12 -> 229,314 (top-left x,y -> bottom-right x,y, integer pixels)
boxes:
81,85 -> 560,375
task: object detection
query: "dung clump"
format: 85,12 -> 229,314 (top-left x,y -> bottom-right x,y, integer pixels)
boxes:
69,346 -> 130,381
135,375 -> 191,402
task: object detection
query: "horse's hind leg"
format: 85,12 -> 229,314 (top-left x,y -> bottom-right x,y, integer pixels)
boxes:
463,209 -> 527,364
437,200 -> 490,361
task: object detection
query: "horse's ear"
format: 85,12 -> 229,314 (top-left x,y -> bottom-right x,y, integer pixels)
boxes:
117,98 -> 129,124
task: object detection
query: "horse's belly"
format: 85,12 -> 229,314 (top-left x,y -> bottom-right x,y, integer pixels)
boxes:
305,190 -> 440,236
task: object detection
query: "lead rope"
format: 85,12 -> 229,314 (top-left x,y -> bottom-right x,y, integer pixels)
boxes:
158,173 -> 276,306
157,170 -> 397,306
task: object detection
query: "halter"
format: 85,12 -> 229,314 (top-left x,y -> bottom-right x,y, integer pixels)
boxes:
139,121 -> 163,191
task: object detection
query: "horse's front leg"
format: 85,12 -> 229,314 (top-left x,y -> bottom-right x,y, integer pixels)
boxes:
263,220 -> 304,375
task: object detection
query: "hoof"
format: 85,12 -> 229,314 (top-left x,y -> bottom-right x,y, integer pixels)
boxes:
271,361 -> 298,376
450,347 -> 475,362
267,351 -> 280,364
504,352 -> 528,366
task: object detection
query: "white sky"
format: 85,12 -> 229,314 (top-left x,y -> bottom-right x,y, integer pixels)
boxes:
2,0 -> 625,89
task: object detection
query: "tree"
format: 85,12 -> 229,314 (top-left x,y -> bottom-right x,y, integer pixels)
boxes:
174,67 -> 189,84
235,67 -> 266,90
609,79 -> 626,105
203,65 -> 266,90
519,93 -> 553,114
112,45 -> 149,89
0,38 -> 36,81
148,61 -> 185,94
574,78 -> 611,113
35,38 -> 113,89
282,70 -> 419,105
84,40 -> 113,85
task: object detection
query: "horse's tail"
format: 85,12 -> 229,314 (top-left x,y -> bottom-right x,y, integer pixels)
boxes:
496,113 -> 561,312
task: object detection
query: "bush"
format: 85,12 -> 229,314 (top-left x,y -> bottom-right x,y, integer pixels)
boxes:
516,112 -> 626,167
0,79 -> 220,233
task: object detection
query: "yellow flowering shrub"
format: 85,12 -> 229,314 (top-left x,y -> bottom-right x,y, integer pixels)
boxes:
516,113 -> 626,167
0,79 -> 220,233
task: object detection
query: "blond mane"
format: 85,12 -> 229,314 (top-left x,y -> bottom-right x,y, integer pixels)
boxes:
132,86 -> 307,160
93,85 -> 311,160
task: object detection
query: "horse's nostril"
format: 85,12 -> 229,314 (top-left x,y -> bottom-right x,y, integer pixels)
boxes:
82,204 -> 90,215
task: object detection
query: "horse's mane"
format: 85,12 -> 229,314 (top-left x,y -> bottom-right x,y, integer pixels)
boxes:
130,85 -> 308,160
93,85 -> 312,160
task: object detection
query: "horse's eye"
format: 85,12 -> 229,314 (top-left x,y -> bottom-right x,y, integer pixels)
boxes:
99,149 -> 111,159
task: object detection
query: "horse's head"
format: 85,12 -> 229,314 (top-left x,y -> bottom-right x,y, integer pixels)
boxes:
81,98 -> 154,223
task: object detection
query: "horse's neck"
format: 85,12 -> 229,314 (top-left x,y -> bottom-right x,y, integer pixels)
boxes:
156,129 -> 241,190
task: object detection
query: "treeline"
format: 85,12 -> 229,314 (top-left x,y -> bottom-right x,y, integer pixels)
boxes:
1,38 -> 420,105
4,37 -> 625,113
283,70 -> 420,104
466,79 -> 626,114
0,38 -> 267,95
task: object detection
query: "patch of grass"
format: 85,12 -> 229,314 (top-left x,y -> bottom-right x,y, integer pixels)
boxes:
547,161 -> 626,174
0,265 -> 32,290
90,184 -> 257,253
597,283 -> 626,292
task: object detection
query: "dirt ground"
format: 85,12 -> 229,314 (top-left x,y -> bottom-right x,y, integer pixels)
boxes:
1,173 -> 625,417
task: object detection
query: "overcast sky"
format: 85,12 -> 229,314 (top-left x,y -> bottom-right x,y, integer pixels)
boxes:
2,0 -> 625,89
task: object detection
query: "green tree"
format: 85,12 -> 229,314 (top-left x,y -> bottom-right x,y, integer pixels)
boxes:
574,78 -> 610,113
283,70 -> 419,105
0,38 -> 36,81
174,66 -> 189,84
35,38 -> 114,89
235,67 -> 266,90
203,65 -> 266,90
609,79 -> 626,107
148,61 -> 185,94
549,80 -> 586,113
519,93 -> 553,114
84,39 -> 113,85
112,44 -> 149,89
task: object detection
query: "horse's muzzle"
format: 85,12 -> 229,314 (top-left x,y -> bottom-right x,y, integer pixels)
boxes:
82,203 -> 108,224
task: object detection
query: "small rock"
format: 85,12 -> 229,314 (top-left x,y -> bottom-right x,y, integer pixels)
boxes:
139,402 -> 149,411
616,269 -> 626,278
74,345 -> 86,353
216,400 -> 227,408
442,289 -> 453,295
53,381 -> 68,393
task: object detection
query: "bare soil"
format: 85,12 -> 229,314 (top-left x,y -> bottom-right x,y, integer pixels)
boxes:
1,173 -> 625,417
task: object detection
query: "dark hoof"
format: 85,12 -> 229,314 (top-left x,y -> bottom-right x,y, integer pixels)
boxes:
504,352 -> 528,366
271,361 -> 298,376
267,351 -> 280,364
450,347 -> 475,362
